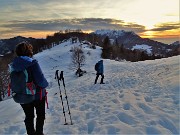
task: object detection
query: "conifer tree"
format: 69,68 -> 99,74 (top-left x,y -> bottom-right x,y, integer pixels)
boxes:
102,36 -> 111,59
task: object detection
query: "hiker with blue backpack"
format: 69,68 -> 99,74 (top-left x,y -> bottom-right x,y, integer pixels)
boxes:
94,60 -> 105,84
9,42 -> 48,135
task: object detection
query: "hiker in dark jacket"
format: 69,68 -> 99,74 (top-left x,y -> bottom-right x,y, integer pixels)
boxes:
11,42 -> 48,135
94,60 -> 105,84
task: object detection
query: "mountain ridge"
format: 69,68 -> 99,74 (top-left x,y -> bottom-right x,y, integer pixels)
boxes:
0,30 -> 179,57
92,29 -> 179,56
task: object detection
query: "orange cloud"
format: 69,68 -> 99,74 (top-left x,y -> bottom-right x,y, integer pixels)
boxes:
140,29 -> 180,39
1,31 -> 55,39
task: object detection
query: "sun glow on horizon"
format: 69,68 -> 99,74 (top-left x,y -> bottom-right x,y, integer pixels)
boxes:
139,28 -> 180,43
0,0 -> 179,44
0,31 -> 56,39
140,31 -> 155,38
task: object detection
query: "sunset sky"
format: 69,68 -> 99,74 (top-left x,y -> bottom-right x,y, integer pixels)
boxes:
0,0 -> 179,44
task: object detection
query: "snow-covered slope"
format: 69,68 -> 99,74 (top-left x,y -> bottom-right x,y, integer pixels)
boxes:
131,44 -> 153,55
0,40 -> 179,134
94,29 -> 127,37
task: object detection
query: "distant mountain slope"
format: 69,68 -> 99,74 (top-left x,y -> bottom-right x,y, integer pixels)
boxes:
93,29 -> 179,56
0,36 -> 40,55
170,41 -> 180,46
0,30 -> 179,57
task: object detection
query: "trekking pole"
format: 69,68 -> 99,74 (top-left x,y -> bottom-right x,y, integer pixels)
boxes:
55,70 -> 68,125
60,71 -> 73,125
55,70 -> 59,80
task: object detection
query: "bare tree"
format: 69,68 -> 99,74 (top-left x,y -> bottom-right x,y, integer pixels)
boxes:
0,70 -> 10,101
71,46 -> 86,77
0,53 -> 14,101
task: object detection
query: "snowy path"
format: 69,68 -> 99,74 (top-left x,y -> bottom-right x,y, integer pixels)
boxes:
43,54 -> 179,134
0,42 -> 179,134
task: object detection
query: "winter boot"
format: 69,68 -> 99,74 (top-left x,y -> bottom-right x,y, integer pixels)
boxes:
100,75 -> 104,84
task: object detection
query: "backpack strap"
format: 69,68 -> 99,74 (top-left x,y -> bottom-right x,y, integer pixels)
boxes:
45,90 -> 49,109
39,88 -> 49,109
26,82 -> 35,95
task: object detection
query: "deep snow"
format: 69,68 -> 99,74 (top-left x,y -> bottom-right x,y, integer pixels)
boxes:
0,40 -> 179,135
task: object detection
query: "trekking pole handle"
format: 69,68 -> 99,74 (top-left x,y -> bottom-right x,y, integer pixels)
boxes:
60,71 -> 63,80
55,70 -> 59,80
60,71 -> 65,87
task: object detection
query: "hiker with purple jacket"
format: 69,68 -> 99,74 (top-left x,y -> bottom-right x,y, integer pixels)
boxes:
94,60 -> 105,84
10,42 -> 48,135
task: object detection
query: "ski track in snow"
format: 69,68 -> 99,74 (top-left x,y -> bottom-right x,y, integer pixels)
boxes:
0,41 -> 179,135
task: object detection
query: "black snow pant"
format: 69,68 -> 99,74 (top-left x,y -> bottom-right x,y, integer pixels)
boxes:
94,73 -> 104,84
21,97 -> 45,135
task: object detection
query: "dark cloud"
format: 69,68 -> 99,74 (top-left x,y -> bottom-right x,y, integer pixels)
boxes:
1,18 -> 146,35
150,22 -> 180,31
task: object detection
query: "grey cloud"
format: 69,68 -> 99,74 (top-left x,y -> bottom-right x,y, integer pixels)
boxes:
0,0 -> 130,21
150,22 -> 180,31
1,18 -> 146,35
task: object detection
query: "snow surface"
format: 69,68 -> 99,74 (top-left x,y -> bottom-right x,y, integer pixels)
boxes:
131,44 -> 152,55
0,40 -> 179,135
94,29 -> 125,37
94,29 -> 137,38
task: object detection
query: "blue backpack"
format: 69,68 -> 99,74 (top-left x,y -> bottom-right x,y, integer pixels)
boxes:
95,62 -> 99,71
8,66 -> 36,104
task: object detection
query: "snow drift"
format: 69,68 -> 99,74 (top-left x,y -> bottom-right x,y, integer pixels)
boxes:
0,40 -> 179,134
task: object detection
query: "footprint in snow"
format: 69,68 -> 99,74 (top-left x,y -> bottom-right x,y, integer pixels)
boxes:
117,112 -> 136,125
111,99 -> 120,104
159,117 -> 179,134
146,126 -> 161,134
137,103 -> 153,114
79,104 -> 91,111
144,96 -> 152,102
87,120 -> 96,134
123,103 -> 131,110
133,92 -> 140,96
120,90 -> 123,93
119,94 -> 124,98
107,125 -> 120,134
104,115 -> 119,124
